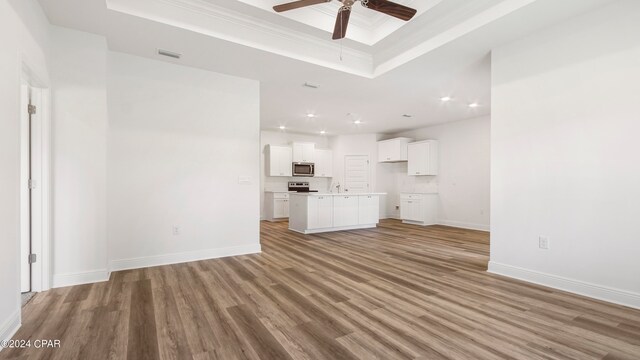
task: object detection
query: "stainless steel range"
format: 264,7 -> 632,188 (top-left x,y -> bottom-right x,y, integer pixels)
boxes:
288,181 -> 318,193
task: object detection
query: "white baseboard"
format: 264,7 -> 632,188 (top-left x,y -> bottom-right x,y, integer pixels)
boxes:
52,269 -> 110,288
383,216 -> 489,232
438,219 -> 490,232
0,309 -> 21,349
110,243 -> 262,272
488,261 -> 640,310
289,224 -> 377,235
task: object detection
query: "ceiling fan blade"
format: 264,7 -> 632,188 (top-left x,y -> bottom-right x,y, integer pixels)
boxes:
332,7 -> 351,40
273,0 -> 330,12
363,0 -> 416,21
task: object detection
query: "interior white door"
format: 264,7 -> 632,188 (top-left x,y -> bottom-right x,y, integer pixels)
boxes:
344,155 -> 369,193
20,84 -> 31,293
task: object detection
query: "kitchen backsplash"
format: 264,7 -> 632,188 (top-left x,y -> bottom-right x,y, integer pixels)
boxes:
264,177 -> 331,192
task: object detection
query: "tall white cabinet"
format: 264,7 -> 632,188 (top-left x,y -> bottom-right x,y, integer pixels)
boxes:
407,140 -> 439,176
314,149 -> 333,178
266,145 -> 292,177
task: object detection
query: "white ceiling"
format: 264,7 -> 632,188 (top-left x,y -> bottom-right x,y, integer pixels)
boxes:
38,0 -> 615,135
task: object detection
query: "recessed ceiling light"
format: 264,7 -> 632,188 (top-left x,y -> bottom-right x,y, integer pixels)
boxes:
354,120 -> 362,125
469,103 -> 479,108
402,114 -> 412,118
307,113 -> 316,118
320,130 -> 326,134
279,125 -> 286,130
440,96 -> 452,102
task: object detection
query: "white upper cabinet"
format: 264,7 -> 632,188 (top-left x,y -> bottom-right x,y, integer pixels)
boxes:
266,145 -> 292,177
292,142 -> 315,163
377,137 -> 413,162
314,149 -> 333,178
407,140 -> 439,176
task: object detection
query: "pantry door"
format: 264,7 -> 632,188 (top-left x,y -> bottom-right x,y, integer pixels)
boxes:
344,155 -> 369,193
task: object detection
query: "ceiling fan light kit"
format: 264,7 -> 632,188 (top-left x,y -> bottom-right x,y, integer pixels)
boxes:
273,0 -> 417,40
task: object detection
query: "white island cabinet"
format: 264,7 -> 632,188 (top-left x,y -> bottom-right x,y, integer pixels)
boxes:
289,193 -> 385,234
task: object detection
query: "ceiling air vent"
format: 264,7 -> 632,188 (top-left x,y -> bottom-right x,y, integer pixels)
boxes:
303,82 -> 319,89
157,49 -> 181,59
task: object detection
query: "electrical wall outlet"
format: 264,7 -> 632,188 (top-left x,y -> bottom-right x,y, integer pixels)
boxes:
173,226 -> 181,236
538,236 -> 550,250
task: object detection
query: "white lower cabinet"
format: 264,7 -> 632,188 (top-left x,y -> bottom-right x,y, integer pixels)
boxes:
274,198 -> 289,218
288,193 -> 382,234
333,195 -> 359,227
400,193 -> 438,226
358,195 -> 379,225
308,195 -> 333,229
264,192 -> 290,222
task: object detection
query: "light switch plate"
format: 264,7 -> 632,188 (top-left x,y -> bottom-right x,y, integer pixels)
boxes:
539,236 -> 550,250
238,176 -> 252,184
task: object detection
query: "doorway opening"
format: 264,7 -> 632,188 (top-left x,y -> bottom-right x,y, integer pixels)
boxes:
20,82 -> 33,301
20,66 -> 52,306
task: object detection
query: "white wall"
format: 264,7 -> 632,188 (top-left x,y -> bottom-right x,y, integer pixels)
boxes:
260,131 -> 330,219
391,116 -> 491,230
0,0 -> 49,343
490,0 -> 640,308
107,52 -> 261,270
50,27 -> 109,286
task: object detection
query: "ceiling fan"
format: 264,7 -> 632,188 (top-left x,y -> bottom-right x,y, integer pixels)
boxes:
273,0 -> 417,40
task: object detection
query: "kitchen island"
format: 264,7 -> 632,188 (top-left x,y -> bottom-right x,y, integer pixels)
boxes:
288,193 -> 385,234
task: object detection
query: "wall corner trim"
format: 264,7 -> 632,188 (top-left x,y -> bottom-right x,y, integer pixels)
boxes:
110,243 -> 262,272
488,261 -> 640,310
0,309 -> 21,347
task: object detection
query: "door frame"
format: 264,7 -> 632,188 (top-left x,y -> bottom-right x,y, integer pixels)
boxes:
343,154 -> 370,193
20,62 -> 52,293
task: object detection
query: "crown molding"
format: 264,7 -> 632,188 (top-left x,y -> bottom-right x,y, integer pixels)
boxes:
108,0 -> 374,77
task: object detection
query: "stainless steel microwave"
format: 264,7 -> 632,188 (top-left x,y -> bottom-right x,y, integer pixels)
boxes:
292,162 -> 315,177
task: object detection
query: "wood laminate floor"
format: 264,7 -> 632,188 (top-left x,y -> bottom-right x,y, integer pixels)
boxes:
3,220 -> 640,360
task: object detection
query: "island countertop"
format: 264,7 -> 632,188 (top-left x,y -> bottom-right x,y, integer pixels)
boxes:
289,192 -> 387,196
